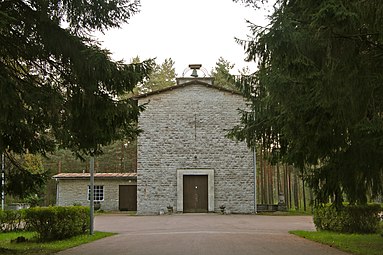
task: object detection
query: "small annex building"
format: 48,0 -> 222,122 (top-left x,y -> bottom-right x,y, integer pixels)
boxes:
135,72 -> 255,214
52,173 -> 137,211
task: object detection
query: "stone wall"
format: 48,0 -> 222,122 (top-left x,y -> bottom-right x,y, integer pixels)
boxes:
56,179 -> 136,211
137,82 -> 254,214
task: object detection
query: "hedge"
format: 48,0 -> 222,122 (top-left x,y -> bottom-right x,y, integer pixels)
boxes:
313,204 -> 382,233
25,206 -> 90,241
0,209 -> 25,232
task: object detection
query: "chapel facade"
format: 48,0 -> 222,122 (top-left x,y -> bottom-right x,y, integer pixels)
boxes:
135,73 -> 255,214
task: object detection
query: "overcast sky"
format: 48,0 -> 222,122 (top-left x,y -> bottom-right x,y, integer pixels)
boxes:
96,0 -> 271,76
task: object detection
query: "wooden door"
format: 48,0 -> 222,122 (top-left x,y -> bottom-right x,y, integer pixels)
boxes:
119,185 -> 137,211
183,175 -> 208,213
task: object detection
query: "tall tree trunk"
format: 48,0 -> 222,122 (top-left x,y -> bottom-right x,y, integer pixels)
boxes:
309,187 -> 314,213
294,173 -> 299,210
302,178 -> 306,211
269,163 -> 274,204
263,151 -> 268,204
288,166 -> 292,209
259,147 -> 264,204
264,155 -> 268,204
284,164 -> 289,208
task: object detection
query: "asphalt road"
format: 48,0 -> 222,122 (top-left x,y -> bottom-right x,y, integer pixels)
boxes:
57,214 -> 351,255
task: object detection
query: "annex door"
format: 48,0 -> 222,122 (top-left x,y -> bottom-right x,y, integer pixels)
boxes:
119,185 -> 137,211
183,175 -> 208,213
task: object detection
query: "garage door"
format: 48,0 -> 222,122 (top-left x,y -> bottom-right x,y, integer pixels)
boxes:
119,185 -> 137,211
183,175 -> 208,213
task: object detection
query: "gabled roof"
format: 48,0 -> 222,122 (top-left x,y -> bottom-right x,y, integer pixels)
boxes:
52,172 -> 137,180
133,79 -> 241,99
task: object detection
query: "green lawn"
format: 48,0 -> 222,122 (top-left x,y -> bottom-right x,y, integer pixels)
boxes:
0,231 -> 115,254
290,230 -> 383,255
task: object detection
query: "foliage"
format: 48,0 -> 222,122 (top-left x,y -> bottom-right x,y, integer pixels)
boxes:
143,58 -> 177,92
25,206 -> 90,241
0,0 -> 153,159
23,194 -> 43,207
1,0 -> 152,201
0,231 -> 114,255
313,204 -> 382,234
0,210 -> 25,232
211,57 -> 238,91
233,0 -> 268,9
3,153 -> 48,199
291,230 -> 383,255
43,138 -> 137,173
129,57 -> 177,94
230,0 -> 383,206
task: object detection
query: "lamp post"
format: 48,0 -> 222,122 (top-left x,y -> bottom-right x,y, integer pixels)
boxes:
1,153 -> 5,210
89,157 -> 94,235
253,144 -> 257,214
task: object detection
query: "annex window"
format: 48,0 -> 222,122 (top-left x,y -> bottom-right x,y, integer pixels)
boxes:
88,185 -> 104,201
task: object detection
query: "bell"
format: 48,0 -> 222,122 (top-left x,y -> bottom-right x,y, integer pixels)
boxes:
190,69 -> 198,78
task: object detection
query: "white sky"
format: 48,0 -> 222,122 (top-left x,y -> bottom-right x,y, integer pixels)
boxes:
96,0 -> 271,75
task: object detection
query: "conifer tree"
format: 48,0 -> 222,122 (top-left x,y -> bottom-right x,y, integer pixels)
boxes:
211,57 -> 237,91
0,0 -> 152,197
231,0 -> 383,205
142,58 -> 177,92
0,0 -> 152,158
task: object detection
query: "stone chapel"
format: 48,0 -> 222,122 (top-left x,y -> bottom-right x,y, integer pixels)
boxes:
135,67 -> 255,214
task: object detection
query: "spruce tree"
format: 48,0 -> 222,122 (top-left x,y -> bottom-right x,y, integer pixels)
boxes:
231,0 -> 383,205
0,0 -> 152,157
0,0 -> 152,197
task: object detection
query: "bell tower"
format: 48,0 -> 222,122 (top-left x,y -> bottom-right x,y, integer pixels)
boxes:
176,64 -> 214,86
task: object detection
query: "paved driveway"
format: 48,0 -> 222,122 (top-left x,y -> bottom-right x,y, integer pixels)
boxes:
57,214 -> 350,255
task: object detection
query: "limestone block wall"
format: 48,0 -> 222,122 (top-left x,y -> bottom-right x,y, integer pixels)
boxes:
137,83 -> 254,215
56,179 -> 136,211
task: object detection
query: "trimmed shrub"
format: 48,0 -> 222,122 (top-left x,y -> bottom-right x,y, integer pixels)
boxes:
314,204 -> 382,233
25,206 -> 90,241
0,210 -> 25,232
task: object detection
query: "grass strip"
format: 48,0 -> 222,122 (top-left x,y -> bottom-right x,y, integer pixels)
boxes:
290,230 -> 383,255
0,231 -> 115,254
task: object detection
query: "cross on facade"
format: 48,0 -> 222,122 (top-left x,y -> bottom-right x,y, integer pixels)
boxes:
189,114 -> 202,141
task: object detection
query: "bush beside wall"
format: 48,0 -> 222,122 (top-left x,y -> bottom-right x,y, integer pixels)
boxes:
25,206 -> 90,241
313,204 -> 382,233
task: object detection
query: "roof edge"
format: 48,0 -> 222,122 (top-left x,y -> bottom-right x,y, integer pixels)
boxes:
132,79 -> 241,99
52,173 -> 137,180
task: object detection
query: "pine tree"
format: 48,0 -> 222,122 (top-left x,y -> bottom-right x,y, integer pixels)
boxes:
211,57 -> 237,91
142,58 -> 177,92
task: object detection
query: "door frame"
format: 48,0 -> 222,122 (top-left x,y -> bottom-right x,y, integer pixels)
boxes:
177,169 -> 214,212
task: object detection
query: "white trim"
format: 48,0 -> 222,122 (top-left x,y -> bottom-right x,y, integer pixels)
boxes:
176,169 -> 214,212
